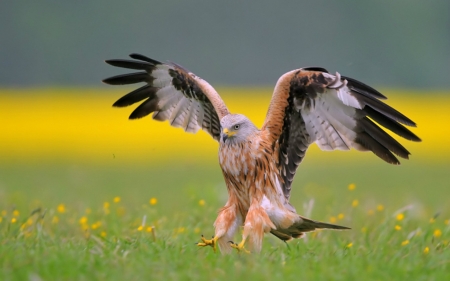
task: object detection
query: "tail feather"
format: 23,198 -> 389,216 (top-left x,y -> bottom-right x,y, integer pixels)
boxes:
270,216 -> 350,241
299,216 -> 350,231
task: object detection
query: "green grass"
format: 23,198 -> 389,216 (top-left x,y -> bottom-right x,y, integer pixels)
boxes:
0,160 -> 449,280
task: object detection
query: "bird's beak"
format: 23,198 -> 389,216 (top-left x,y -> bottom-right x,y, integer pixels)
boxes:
222,128 -> 236,142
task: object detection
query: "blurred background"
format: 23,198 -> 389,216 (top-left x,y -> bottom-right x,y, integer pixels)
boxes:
0,1 -> 449,216
1,1 -> 449,88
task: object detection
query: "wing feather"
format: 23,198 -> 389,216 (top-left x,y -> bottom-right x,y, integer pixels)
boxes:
262,68 -> 420,200
103,54 -> 229,141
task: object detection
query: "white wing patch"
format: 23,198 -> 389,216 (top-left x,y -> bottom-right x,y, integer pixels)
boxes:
104,53 -> 229,141
152,65 -> 173,87
301,87 -> 359,151
323,72 -> 362,109
152,64 -> 207,132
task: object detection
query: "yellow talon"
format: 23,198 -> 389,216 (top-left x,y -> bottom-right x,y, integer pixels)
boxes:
196,235 -> 218,252
229,239 -> 250,254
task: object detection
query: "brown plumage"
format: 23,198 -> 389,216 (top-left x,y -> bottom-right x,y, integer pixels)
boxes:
103,54 -> 421,253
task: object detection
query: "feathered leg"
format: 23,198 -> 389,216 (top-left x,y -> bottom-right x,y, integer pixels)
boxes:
197,199 -> 242,254
231,200 -> 276,253
215,203 -> 243,254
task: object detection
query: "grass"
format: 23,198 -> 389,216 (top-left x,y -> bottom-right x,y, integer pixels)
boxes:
0,162 -> 449,280
0,89 -> 449,280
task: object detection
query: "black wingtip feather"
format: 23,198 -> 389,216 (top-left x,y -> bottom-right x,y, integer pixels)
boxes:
364,107 -> 421,142
112,85 -> 158,108
360,117 -> 411,159
129,53 -> 162,65
105,59 -> 154,70
343,76 -> 387,100
356,94 -> 416,127
102,72 -> 149,85
356,133 -> 401,165
128,98 -> 160,119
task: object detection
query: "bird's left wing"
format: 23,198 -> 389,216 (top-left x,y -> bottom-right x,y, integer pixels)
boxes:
103,54 -> 229,141
262,68 -> 421,200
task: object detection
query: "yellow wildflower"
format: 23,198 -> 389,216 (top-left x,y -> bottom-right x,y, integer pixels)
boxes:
113,196 -> 121,203
346,242 -> 353,248
11,217 -> 17,223
401,240 -> 409,246
429,217 -> 435,223
433,229 -> 442,238
0,217 -> 2,223
348,183 -> 356,191
423,246 -> 429,254
103,202 -> 110,214
352,200 -> 359,208
57,204 -> 66,213
79,216 -> 88,224
52,216 -> 59,224
146,226 -> 153,233
396,213 -> 404,221
376,205 -> 384,212
91,221 -> 101,230
338,213 -> 345,220
445,219 -> 449,225
329,216 -> 337,223
395,225 -> 402,231
177,227 -> 186,234
137,225 -> 144,231
198,199 -> 206,206
13,210 -> 20,217
149,198 -> 158,205
100,231 -> 107,238
361,227 -> 367,233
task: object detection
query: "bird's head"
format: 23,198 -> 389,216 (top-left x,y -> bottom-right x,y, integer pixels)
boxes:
220,114 -> 258,144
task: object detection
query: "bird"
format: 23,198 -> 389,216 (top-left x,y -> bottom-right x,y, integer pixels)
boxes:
103,53 -> 420,254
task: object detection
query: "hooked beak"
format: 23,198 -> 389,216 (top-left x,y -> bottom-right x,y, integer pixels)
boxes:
222,128 -> 236,142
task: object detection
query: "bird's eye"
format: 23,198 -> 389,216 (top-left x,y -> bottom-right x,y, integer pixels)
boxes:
234,124 -> 240,130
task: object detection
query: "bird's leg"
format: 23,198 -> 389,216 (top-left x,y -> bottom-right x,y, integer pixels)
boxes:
196,235 -> 219,252
228,221 -> 251,254
229,238 -> 250,254
229,201 -> 276,253
197,198 -> 241,254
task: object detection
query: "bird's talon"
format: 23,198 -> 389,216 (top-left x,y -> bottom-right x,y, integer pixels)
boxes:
196,235 -> 218,252
229,240 -> 250,254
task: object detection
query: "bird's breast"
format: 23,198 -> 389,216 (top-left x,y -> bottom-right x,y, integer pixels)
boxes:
219,140 -> 284,214
219,141 -> 261,179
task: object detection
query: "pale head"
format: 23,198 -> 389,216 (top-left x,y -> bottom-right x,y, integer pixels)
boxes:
220,114 -> 258,144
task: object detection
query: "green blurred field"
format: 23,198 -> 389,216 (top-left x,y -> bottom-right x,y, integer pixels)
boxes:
0,89 -> 449,280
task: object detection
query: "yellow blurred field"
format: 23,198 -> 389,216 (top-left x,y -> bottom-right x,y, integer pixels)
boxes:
1,88 -> 450,281
1,88 -> 449,165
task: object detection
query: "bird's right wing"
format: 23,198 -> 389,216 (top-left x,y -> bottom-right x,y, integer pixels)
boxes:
103,53 -> 230,141
262,68 -> 421,201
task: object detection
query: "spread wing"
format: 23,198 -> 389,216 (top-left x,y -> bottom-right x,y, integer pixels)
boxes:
103,53 -> 229,141
262,68 -> 421,200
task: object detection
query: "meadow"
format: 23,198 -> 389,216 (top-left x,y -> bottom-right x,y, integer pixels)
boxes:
0,88 -> 449,280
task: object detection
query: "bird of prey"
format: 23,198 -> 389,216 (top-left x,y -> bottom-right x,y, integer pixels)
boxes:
103,54 -> 420,254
